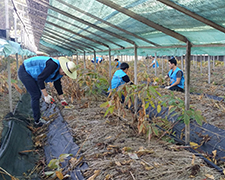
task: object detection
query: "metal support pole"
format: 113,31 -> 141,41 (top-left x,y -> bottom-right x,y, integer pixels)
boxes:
224,56 -> 225,67
94,50 -> 96,71
181,55 -> 184,71
200,55 -> 202,74
134,45 -> 138,122
83,51 -> 86,69
161,56 -> 164,76
154,52 -> 157,76
213,56 -> 215,70
76,54 -> 78,65
185,41 -> 191,145
109,48 -> 112,89
208,55 -> 211,84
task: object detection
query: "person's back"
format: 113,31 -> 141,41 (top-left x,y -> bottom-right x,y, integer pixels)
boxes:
91,57 -> 103,64
109,62 -> 132,90
114,58 -> 121,68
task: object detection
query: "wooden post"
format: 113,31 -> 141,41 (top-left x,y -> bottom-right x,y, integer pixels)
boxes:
185,41 -> 191,145
208,55 -> 211,84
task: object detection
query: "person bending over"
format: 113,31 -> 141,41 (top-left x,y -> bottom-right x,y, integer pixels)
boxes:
18,56 -> 77,127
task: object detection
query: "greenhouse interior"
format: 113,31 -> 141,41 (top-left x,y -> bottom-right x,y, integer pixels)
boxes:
0,0 -> 225,179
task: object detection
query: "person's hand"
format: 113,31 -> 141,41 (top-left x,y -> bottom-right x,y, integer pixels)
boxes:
44,95 -> 53,104
153,82 -> 158,85
165,86 -> 171,89
61,98 -> 68,106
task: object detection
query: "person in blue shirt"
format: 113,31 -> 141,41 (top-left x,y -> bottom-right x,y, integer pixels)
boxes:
146,55 -> 159,68
114,58 -> 121,68
164,57 -> 184,92
109,62 -> 133,90
18,56 -> 77,127
91,57 -> 103,64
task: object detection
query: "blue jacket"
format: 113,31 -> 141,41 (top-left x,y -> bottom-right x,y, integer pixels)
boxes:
91,57 -> 102,63
168,67 -> 184,89
109,69 -> 127,90
152,59 -> 159,68
115,61 -> 121,68
23,56 -> 63,82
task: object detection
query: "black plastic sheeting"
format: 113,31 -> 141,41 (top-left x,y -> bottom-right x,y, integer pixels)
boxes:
41,101 -> 88,180
0,94 -> 39,180
145,93 -> 225,174
0,93 -> 88,180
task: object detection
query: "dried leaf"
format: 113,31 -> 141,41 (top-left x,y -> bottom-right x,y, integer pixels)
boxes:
128,153 -> 139,160
115,161 -> 121,166
205,174 -> 214,180
191,154 -> 195,165
87,170 -> 101,180
55,170 -> 64,180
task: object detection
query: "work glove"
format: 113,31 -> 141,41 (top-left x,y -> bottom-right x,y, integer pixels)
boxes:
61,98 -> 68,106
44,95 -> 53,104
165,86 -> 171,89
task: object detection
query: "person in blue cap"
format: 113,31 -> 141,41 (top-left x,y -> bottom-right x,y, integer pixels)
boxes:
164,57 -> 184,92
146,55 -> 159,68
18,56 -> 77,127
114,58 -> 121,68
91,57 -> 103,64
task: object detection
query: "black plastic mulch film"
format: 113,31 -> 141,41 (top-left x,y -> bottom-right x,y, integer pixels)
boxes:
0,93 -> 87,180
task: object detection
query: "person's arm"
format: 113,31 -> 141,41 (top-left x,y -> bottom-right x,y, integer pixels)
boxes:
165,73 -> 169,80
37,59 -> 58,96
53,78 -> 63,96
122,75 -> 133,85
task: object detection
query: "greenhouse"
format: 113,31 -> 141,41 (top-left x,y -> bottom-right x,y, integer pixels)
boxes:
0,0 -> 225,179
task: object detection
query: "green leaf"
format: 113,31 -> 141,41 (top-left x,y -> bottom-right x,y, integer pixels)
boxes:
139,124 -> 144,134
48,159 -> 59,170
184,112 -> 190,125
150,101 -> 155,108
169,107 -> 177,114
100,101 -> 109,108
109,106 -> 115,114
152,126 -> 159,136
145,103 -> 149,110
45,171 -> 55,176
59,154 -> 73,162
157,105 -> 161,113
104,108 -> 110,117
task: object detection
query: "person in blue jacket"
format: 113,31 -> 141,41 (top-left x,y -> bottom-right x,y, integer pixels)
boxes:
18,56 -> 77,127
109,62 -> 133,90
91,57 -> 103,64
146,55 -> 159,68
165,57 -> 184,92
114,58 -> 121,68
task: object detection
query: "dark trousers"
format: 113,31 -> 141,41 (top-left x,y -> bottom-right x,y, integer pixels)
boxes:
18,65 -> 41,122
169,85 -> 184,92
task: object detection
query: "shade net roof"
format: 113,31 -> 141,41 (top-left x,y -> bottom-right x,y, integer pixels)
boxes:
25,0 -> 225,56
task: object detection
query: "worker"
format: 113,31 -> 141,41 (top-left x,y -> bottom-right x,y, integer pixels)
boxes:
114,58 -> 121,68
91,57 -> 103,64
164,57 -> 184,92
108,62 -> 133,102
146,55 -> 159,68
109,62 -> 133,90
18,56 -> 77,127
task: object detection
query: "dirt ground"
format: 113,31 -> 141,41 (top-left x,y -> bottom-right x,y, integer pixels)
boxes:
1,61 -> 225,179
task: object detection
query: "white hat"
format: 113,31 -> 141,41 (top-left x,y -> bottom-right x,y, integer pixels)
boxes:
58,57 -> 77,79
